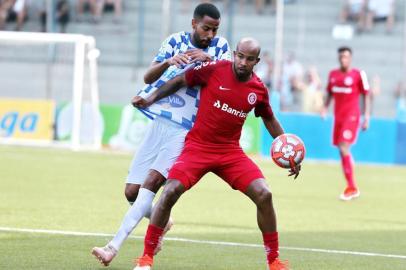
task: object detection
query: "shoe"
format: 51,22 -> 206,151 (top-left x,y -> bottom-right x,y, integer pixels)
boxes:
133,255 -> 153,270
339,187 -> 360,201
268,258 -> 289,270
91,244 -> 117,266
154,217 -> 174,255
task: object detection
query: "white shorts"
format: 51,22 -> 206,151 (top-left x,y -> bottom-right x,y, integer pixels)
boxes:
126,117 -> 188,185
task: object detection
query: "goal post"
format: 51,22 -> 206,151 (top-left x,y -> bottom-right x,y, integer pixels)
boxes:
0,31 -> 101,150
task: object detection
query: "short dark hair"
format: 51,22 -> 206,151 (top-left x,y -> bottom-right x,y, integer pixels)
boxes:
338,46 -> 352,54
193,3 -> 221,20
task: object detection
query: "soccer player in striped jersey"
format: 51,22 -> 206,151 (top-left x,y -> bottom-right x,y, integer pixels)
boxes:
91,3 -> 230,266
322,46 -> 370,201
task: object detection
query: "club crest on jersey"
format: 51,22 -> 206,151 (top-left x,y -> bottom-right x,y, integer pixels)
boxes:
344,76 -> 353,86
156,94 -> 185,108
247,93 -> 257,105
343,129 -> 353,140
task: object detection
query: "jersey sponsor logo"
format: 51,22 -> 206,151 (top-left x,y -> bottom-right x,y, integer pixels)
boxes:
156,94 -> 186,108
219,86 -> 231,91
332,86 -> 352,94
247,93 -> 257,105
213,100 -> 247,118
344,76 -> 353,86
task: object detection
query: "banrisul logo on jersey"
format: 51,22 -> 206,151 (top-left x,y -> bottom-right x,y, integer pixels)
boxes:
213,100 -> 247,118
156,94 -> 186,108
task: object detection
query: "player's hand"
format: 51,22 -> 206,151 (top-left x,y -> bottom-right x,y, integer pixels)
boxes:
184,49 -> 211,63
131,96 -> 151,108
320,106 -> 328,119
167,53 -> 190,68
361,115 -> 370,131
288,164 -> 301,179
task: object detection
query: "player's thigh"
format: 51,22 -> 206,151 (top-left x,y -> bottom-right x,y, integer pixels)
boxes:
214,150 -> 265,193
334,117 -> 360,145
126,122 -> 164,185
167,144 -> 213,191
150,128 -> 188,179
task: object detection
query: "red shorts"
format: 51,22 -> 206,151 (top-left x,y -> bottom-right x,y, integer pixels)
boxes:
333,115 -> 360,146
168,141 -> 264,193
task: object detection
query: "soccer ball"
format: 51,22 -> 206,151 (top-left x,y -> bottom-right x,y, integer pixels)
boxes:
270,133 -> 305,169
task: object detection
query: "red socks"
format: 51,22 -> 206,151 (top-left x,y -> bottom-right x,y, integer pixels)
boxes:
263,232 -> 279,264
143,224 -> 164,257
341,154 -> 356,188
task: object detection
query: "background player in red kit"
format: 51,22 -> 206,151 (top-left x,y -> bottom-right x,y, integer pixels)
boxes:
132,38 -> 300,270
322,46 -> 370,201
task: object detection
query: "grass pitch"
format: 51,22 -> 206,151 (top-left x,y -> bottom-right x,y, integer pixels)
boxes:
0,145 -> 405,270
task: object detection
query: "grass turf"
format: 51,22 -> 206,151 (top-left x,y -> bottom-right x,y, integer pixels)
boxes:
1,145 -> 405,269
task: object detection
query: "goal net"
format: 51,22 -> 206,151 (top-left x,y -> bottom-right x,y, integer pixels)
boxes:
0,31 -> 101,150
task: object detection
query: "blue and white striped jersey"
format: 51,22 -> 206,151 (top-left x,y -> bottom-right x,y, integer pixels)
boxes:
137,31 -> 231,130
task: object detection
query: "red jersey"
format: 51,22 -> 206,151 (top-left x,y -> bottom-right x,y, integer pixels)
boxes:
185,60 -> 273,146
327,68 -> 369,119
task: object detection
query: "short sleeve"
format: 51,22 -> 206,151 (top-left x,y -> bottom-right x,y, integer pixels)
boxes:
185,61 -> 218,87
254,88 -> 274,119
218,40 -> 232,61
359,70 -> 370,95
153,34 -> 177,63
326,71 -> 333,94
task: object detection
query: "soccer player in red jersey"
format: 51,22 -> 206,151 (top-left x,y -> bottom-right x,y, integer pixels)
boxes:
321,46 -> 370,201
131,38 -> 300,270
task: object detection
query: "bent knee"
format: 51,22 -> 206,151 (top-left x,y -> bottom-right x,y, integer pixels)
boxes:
142,170 -> 166,192
124,184 -> 140,203
159,180 -> 184,204
256,189 -> 273,206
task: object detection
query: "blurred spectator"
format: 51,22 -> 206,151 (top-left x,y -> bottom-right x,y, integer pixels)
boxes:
369,74 -> 381,113
364,0 -> 396,33
40,0 -> 70,33
255,51 -> 273,89
0,0 -> 27,31
284,52 -> 304,91
280,51 -> 304,110
395,81 -> 406,122
299,66 -> 323,113
255,0 -> 265,14
93,0 -> 122,23
339,0 -> 366,31
76,0 -> 96,22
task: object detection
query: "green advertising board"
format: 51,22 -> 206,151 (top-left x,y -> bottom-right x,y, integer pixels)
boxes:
56,102 -> 261,154
240,113 -> 260,154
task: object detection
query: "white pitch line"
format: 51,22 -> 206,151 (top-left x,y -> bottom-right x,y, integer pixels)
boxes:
1,227 -> 406,260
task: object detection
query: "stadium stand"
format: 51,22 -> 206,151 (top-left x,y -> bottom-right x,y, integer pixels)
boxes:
0,0 -> 404,117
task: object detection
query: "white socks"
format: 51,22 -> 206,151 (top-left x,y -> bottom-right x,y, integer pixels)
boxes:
109,188 -> 156,251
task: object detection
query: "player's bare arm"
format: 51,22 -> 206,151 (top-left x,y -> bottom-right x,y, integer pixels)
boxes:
321,92 -> 332,118
132,75 -> 187,108
143,54 -> 191,84
262,115 -> 301,179
361,93 -> 371,131
184,49 -> 211,63
262,114 -> 284,139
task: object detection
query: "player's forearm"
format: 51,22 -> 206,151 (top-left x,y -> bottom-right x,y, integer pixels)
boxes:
363,94 -> 371,118
144,61 -> 171,84
147,75 -> 186,103
324,93 -> 332,108
263,115 -> 285,139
